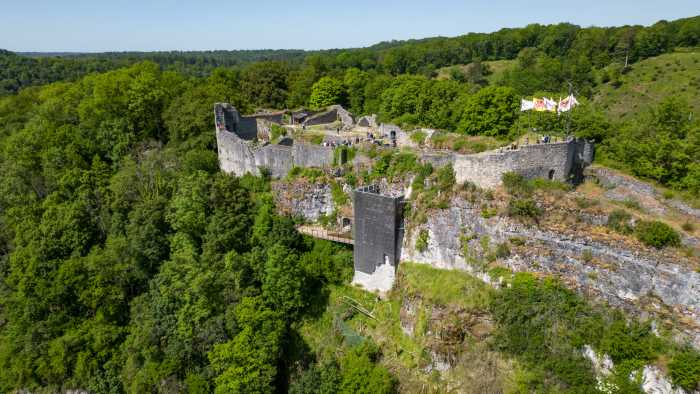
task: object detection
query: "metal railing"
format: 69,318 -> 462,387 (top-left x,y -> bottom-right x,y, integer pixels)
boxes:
296,225 -> 354,245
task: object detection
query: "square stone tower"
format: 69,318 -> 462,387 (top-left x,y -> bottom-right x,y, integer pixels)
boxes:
352,185 -> 404,292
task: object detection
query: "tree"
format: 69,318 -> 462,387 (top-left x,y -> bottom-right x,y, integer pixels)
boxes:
309,77 -> 345,109
208,297 -> 285,394
458,86 -> 519,136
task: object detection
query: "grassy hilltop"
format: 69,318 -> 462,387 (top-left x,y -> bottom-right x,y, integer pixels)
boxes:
594,49 -> 700,121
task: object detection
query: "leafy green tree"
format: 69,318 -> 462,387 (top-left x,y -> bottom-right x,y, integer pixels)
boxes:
458,86 -> 519,136
339,342 -> 395,394
209,297 -> 285,394
309,76 -> 345,109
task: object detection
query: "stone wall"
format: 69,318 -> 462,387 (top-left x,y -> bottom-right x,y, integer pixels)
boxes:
453,140 -> 592,189
217,128 -> 334,178
301,106 -> 354,128
357,114 -> 378,128
293,143 -> 334,168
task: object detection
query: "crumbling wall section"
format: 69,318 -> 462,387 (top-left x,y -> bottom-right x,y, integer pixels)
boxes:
216,129 -> 258,175
304,108 -> 340,126
453,141 -> 576,188
292,143 -> 334,168
254,144 -> 293,178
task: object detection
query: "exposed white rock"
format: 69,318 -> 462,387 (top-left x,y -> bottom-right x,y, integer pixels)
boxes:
352,261 -> 396,293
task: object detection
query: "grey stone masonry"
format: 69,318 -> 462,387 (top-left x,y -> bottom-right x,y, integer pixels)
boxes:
215,103 -> 334,178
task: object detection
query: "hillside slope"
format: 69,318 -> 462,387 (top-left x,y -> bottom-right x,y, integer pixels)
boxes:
594,50 -> 700,122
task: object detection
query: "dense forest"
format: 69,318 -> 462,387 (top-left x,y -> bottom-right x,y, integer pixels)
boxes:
0,15 -> 699,393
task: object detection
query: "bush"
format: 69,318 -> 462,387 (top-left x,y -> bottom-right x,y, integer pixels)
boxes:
607,209 -> 633,234
582,249 -> 593,263
635,220 -> 681,249
416,229 -> 429,252
410,130 -> 427,145
530,178 -> 573,192
668,349 -> 700,392
331,182 -> 348,206
435,164 -> 455,191
270,123 -> 286,142
507,198 -> 541,219
682,221 -> 695,232
495,242 -> 511,259
502,172 -> 532,197
481,207 -> 498,218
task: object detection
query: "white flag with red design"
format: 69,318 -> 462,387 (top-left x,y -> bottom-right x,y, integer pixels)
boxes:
558,95 -> 579,113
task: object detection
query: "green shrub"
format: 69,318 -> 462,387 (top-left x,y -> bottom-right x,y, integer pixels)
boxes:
530,178 -> 572,192
575,197 -> 598,209
435,165 -> 455,192
635,221 -> 681,248
668,349 -> 700,391
481,206 -> 498,218
502,172 -> 532,197
607,209 -> 633,234
270,123 -> 286,142
310,134 -> 325,145
507,198 -> 541,219
582,249 -> 593,263
599,318 -> 661,364
331,182 -> 348,206
416,229 -> 429,252
622,198 -> 643,211
509,237 -> 526,246
682,221 -> 695,232
495,242 -> 511,259
410,130 -> 427,145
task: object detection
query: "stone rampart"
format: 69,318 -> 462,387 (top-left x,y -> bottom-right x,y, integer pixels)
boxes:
452,139 -> 592,188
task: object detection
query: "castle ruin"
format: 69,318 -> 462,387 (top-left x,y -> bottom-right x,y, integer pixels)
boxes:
215,103 -> 595,292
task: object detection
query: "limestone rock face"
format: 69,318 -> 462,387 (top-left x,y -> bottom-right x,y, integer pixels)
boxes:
402,197 -> 700,347
587,166 -> 700,220
272,180 -> 334,221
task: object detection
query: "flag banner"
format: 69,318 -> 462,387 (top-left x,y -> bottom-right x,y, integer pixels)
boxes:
558,94 -> 580,113
520,99 -> 535,111
544,97 -> 557,112
533,98 -> 546,111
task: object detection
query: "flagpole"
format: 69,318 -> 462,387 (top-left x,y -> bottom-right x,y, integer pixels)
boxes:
566,82 -> 573,137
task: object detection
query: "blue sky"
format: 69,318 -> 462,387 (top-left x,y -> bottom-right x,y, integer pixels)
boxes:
0,0 -> 698,52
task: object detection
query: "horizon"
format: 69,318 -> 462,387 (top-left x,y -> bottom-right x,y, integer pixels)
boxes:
1,0 -> 698,52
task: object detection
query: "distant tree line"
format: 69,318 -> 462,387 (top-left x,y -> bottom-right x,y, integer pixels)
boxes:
2,15 -> 699,95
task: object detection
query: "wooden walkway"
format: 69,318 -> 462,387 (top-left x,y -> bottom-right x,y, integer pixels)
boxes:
297,225 -> 354,245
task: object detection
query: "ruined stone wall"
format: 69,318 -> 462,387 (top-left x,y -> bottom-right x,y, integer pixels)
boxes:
216,129 -> 258,175
304,109 -> 339,126
216,128 -> 333,178
292,143 -> 334,168
254,144 -> 293,178
453,141 -> 576,188
420,152 -> 454,169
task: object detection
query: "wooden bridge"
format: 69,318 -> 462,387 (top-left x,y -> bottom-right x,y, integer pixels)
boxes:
296,224 -> 354,245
